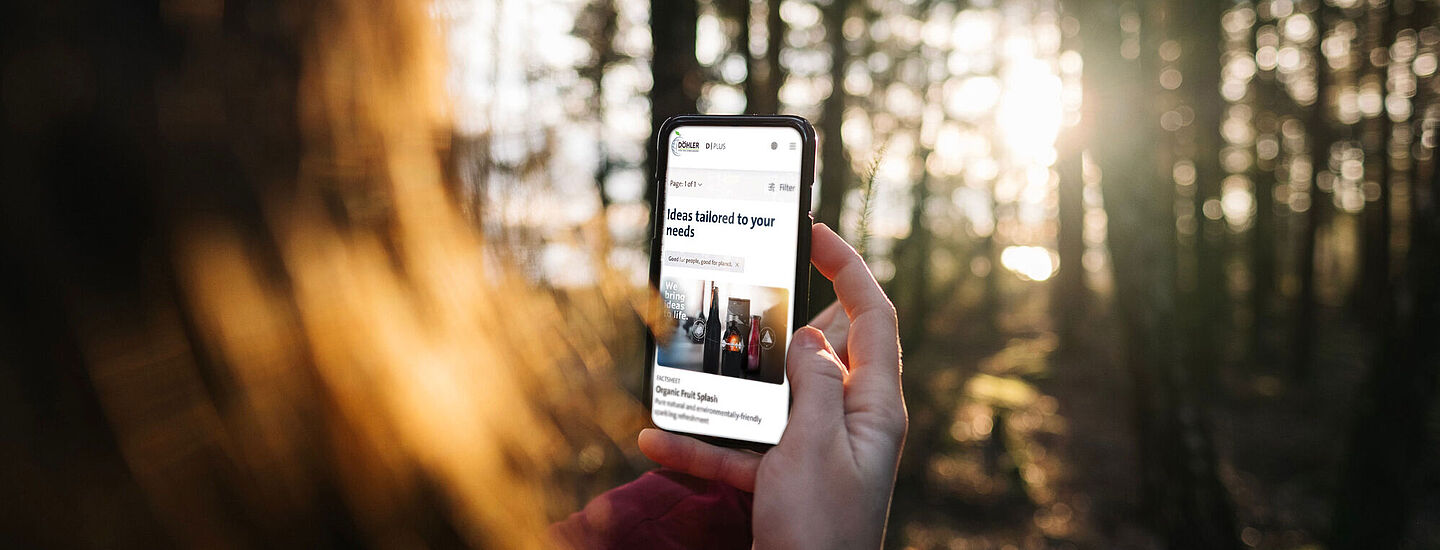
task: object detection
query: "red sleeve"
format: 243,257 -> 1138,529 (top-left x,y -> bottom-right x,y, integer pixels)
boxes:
549,469 -> 753,550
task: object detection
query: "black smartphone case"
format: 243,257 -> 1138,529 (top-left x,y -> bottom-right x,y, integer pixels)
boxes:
644,114 -> 816,452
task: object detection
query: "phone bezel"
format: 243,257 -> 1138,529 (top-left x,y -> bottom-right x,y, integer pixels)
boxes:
644,114 -> 816,452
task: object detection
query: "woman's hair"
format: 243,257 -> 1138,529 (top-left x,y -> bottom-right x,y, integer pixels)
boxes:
1,1 -> 650,547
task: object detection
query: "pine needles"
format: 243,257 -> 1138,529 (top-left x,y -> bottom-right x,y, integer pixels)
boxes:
851,144 -> 886,261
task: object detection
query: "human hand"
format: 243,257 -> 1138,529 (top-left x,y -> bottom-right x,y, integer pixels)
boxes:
808,296 -> 849,366
639,223 -> 907,549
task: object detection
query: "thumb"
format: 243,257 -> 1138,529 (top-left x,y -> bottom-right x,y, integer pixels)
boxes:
784,326 -> 846,433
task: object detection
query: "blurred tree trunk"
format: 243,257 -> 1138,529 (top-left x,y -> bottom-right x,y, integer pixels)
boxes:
1358,0 -> 1394,323
1291,6 -> 1333,380
646,0 -> 700,209
979,189 -> 1002,335
897,153 -> 932,348
1333,63 -> 1440,550
578,0 -> 618,208
740,0 -> 784,115
979,21 -> 1010,337
894,5 -> 948,348
815,0 -> 849,230
1248,64 -> 1278,368
1179,0 -> 1227,393
721,0 -> 760,114
811,0 -> 850,310
761,0 -> 784,114
1080,2 -> 1239,548
1053,133 -> 1084,348
1334,3 -> 1434,544
1053,2 -> 1086,351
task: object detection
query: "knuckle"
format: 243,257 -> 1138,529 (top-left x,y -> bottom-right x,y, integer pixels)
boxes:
860,299 -> 898,329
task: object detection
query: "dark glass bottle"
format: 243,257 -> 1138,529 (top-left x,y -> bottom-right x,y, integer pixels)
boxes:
702,283 -> 721,374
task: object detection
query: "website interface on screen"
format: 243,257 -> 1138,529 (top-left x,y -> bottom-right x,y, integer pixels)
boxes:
652,124 -> 805,445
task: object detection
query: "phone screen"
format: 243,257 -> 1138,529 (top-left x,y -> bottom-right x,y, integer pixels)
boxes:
650,121 -> 810,446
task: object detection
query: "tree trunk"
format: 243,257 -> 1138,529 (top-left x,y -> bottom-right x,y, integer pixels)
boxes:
729,0 -> 758,113
1081,1 -> 1239,547
898,154 -> 931,348
1291,6 -> 1333,381
815,0 -> 849,230
739,0 -> 784,115
646,0 -> 700,210
1179,0 -> 1227,393
1053,132 -> 1085,350
811,0 -> 850,311
1053,1 -> 1086,352
1248,65 -> 1278,368
578,0 -> 618,208
1332,3 -> 1437,546
1332,183 -> 1439,545
1358,0 -> 1395,323
761,0 -> 784,114
979,191 -> 1002,336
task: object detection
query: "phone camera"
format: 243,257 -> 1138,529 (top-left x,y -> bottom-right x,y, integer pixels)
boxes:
770,141 -> 777,150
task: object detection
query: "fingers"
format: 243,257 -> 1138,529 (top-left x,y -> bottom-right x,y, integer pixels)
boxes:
810,223 -> 895,327
638,428 -> 761,492
783,327 -> 847,437
809,224 -> 902,414
809,300 -> 850,365
810,296 -> 842,327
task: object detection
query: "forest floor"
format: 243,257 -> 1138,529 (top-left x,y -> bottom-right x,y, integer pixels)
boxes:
882,280 -> 1414,550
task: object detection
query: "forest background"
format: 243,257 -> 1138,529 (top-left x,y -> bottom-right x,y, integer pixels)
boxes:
452,0 -> 1440,547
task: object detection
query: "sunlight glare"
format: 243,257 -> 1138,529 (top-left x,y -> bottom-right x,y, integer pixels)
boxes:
1000,245 -> 1058,282
996,60 -> 1063,164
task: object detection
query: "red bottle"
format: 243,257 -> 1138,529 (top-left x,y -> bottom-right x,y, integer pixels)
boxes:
746,315 -> 762,373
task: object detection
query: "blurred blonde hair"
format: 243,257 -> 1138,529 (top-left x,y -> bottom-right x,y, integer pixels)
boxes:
65,0 -> 653,547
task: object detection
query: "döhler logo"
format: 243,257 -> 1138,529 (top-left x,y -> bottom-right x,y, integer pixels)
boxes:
671,132 -> 700,155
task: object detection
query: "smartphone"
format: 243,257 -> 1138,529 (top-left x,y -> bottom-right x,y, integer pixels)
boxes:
645,114 -> 816,451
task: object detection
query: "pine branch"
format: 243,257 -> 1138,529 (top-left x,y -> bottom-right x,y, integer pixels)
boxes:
852,144 -> 886,261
